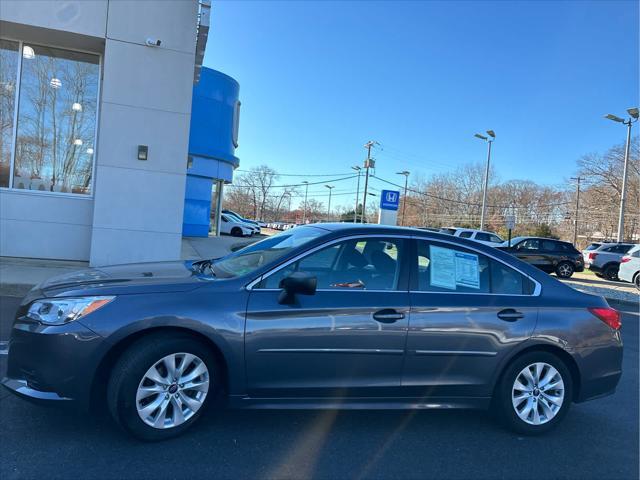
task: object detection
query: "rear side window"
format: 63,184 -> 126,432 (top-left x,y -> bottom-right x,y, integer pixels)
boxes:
458,231 -> 473,238
415,241 -> 535,295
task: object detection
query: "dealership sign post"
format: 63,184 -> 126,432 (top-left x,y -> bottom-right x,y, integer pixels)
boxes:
378,190 -> 400,225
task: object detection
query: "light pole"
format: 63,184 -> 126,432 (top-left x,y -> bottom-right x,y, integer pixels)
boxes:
570,176 -> 581,245
301,181 -> 309,224
474,130 -> 495,230
362,141 -> 377,224
604,107 -> 638,242
396,170 -> 410,226
351,166 -> 362,223
325,184 -> 334,221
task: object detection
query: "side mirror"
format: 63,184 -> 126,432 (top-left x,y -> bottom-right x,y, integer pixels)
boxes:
278,272 -> 317,305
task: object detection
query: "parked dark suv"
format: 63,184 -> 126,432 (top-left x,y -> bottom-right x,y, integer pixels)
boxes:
498,237 -> 584,278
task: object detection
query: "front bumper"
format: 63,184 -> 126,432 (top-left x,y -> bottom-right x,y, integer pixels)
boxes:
2,311 -> 104,409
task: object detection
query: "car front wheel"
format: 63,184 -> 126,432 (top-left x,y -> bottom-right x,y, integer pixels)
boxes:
107,333 -> 219,441
495,352 -> 573,435
603,264 -> 619,281
555,261 -> 575,278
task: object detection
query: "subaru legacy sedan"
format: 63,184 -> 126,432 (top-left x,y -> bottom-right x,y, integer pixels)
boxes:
2,224 -> 622,441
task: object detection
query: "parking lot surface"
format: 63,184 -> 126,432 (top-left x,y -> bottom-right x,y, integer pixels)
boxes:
0,295 -> 638,480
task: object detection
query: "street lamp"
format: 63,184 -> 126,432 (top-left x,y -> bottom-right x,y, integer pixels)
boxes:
474,130 -> 495,230
351,166 -> 362,223
396,170 -> 410,226
604,107 -> 638,241
325,184 -> 334,222
301,181 -> 309,224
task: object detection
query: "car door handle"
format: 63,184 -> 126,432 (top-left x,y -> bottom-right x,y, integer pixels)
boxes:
497,308 -> 524,321
373,309 -> 405,323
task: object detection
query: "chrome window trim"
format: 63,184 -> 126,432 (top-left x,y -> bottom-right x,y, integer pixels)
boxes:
245,233 -> 542,297
245,234 -> 409,291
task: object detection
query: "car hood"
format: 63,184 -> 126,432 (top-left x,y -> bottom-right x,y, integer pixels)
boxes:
37,260 -> 210,297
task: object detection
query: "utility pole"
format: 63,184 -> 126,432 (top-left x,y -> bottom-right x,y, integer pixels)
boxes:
362,141 -> 377,224
604,108 -> 638,242
396,171 -> 410,226
301,181 -> 309,224
351,166 -> 361,223
325,185 -> 334,222
474,130 -> 495,230
570,176 -> 581,245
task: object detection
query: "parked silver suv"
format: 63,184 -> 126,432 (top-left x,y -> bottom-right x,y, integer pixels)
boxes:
584,242 -> 636,280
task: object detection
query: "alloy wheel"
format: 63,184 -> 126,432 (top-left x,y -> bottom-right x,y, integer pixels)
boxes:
557,263 -> 573,277
512,362 -> 564,425
136,353 -> 210,429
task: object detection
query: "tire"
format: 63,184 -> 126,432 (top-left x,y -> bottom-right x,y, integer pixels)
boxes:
555,261 -> 575,278
494,351 -> 573,435
595,272 -> 604,279
603,264 -> 619,281
107,333 -> 220,441
230,227 -> 242,237
634,273 -> 640,291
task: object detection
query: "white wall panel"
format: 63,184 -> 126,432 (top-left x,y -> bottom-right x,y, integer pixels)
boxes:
97,102 -> 190,175
0,1 -> 107,39
106,0 -> 197,54
101,39 -> 195,114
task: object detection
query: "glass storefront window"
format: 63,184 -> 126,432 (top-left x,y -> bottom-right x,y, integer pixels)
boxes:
0,39 -> 19,187
3,41 -> 100,195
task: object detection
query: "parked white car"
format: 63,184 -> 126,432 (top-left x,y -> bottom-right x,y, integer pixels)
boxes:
618,244 -> 640,290
453,228 -> 504,247
219,214 -> 254,237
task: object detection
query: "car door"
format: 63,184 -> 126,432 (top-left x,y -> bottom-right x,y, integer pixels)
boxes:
512,238 -> 550,271
245,235 -> 411,398
402,238 -> 539,399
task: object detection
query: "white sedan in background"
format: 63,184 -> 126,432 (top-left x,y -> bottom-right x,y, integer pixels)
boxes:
220,214 -> 254,237
618,244 -> 640,290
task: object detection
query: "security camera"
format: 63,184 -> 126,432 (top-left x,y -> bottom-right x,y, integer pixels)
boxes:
146,38 -> 162,47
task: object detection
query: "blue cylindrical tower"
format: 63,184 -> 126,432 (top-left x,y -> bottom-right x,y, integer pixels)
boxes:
182,68 -> 240,237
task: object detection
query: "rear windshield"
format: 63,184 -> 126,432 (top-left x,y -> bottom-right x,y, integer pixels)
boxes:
212,226 -> 325,278
585,243 -> 601,250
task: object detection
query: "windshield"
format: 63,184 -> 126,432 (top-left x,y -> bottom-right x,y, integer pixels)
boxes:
212,226 -> 326,278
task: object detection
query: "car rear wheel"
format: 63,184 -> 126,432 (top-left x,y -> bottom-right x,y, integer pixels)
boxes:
603,264 -> 619,281
107,333 -> 219,441
495,351 -> 573,435
634,273 -> 640,291
555,262 -> 574,278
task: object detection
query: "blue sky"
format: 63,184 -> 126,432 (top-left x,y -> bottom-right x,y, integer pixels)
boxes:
204,0 -> 639,207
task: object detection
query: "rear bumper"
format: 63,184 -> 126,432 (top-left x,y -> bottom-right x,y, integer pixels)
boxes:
573,343 -> 623,403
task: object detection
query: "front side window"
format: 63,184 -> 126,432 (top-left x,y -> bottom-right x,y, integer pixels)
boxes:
516,239 -> 539,251
0,40 -> 100,195
458,231 -> 473,238
476,232 -> 503,243
260,237 -> 405,291
415,240 -> 534,295
0,39 -> 19,187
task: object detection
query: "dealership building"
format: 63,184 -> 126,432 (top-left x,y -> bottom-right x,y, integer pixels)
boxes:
0,0 -> 239,266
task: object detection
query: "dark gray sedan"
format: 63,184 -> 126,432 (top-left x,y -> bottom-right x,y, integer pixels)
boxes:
2,224 -> 623,440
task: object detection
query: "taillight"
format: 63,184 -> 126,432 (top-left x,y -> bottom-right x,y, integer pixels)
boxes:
589,307 -> 621,330
620,256 -> 631,263
588,252 -> 598,260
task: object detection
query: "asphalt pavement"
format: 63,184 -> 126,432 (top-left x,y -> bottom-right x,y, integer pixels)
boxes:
0,295 -> 638,480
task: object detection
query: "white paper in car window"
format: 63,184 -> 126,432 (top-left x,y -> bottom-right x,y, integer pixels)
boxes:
454,251 -> 480,289
430,246 -> 480,290
430,246 -> 457,290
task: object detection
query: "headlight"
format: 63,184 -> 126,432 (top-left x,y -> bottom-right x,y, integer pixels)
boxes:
27,296 -> 115,325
